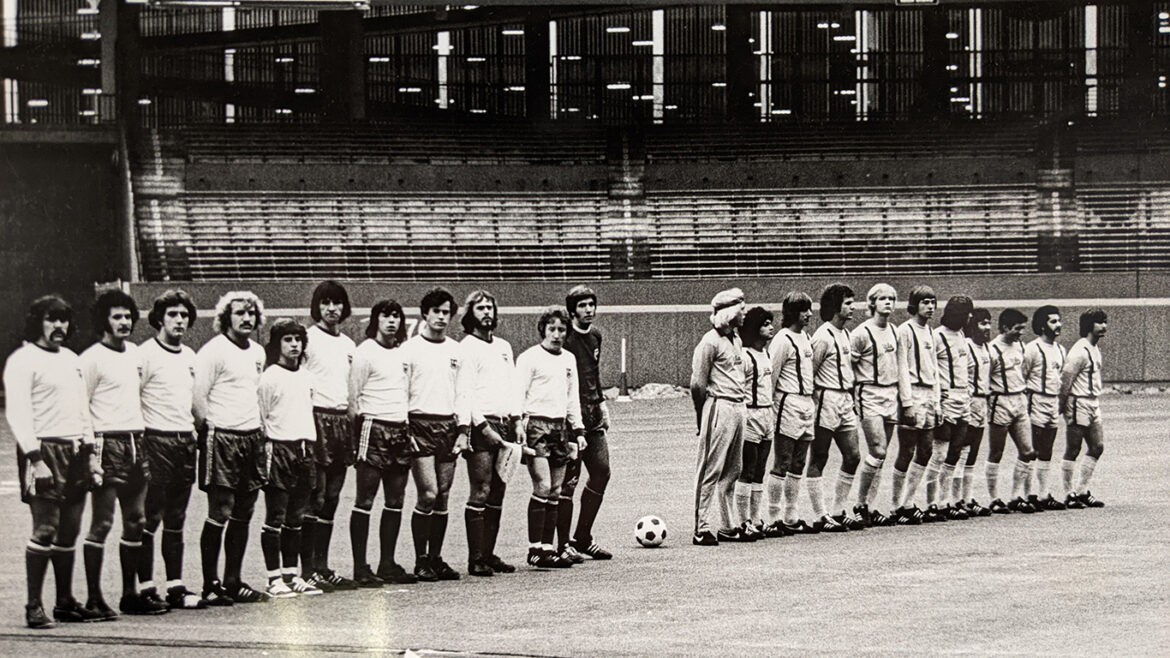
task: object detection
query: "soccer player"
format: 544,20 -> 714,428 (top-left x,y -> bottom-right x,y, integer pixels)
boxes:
138,289 -> 208,610
4,296 -> 102,628
258,320 -> 323,598
516,307 -> 585,567
850,283 -> 900,527
1023,305 -> 1068,511
559,285 -> 614,561
460,290 -> 524,575
890,285 -> 942,524
690,288 -> 747,546
347,300 -> 418,587
1058,309 -> 1108,509
80,290 -> 168,617
767,291 -> 836,535
949,308 -> 993,517
402,287 -> 471,581
193,291 -> 271,603
735,306 -> 774,538
929,295 -> 974,521
985,308 -> 1038,514
301,281 -> 359,592
809,284 -> 865,531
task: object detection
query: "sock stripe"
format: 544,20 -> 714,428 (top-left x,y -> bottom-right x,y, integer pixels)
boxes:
352,507 -> 371,516
27,540 -> 51,553
204,518 -> 225,528
83,539 -> 104,549
413,507 -> 433,516
465,503 -> 485,512
317,518 -> 334,526
51,544 -> 75,552
119,539 -> 143,548
383,506 -> 402,513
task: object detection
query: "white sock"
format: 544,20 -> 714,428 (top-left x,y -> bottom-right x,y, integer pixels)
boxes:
733,481 -> 751,527
962,464 -> 975,502
902,461 -> 926,508
986,461 -> 1000,500
807,476 -> 825,518
1077,455 -> 1099,493
783,474 -> 802,524
891,467 -> 907,508
833,470 -> 855,513
866,460 -> 885,507
1036,459 -> 1051,496
1012,459 -> 1030,499
749,484 -> 763,525
937,463 -> 957,506
1062,459 -> 1078,495
857,455 -> 882,507
952,447 -> 970,500
767,472 -> 787,524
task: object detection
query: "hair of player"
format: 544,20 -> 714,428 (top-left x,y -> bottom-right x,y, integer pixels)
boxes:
940,295 -> 974,331
537,306 -> 571,339
91,289 -> 140,336
213,290 -> 264,335
366,299 -> 408,344
998,308 -> 1028,332
565,284 -> 597,316
461,289 -> 499,334
866,283 -> 897,315
966,307 -> 992,345
420,287 -> 457,317
148,289 -> 197,330
780,292 -> 812,328
265,318 -> 308,366
1032,304 -> 1061,336
906,285 -> 937,315
1079,308 -> 1108,337
819,283 -> 854,321
740,306 -> 774,346
310,280 -> 351,323
23,295 -> 74,343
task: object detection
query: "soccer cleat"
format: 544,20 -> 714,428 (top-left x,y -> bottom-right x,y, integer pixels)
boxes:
353,564 -> 385,588
264,579 -> 297,599
988,498 -> 1011,514
1080,491 -> 1105,508
868,510 -> 895,527
26,603 -> 55,629
53,597 -> 105,622
527,549 -> 546,568
320,569 -> 359,591
967,500 -> 992,517
536,551 -> 573,569
228,582 -> 272,603
1026,494 -> 1047,512
1064,493 -> 1087,510
761,521 -> 789,538
468,559 -> 494,577
570,540 -> 614,560
140,588 -> 171,611
165,585 -> 208,610
692,530 -> 719,546
717,527 -> 752,542
201,580 -> 235,607
376,562 -> 418,585
287,576 -> 324,596
431,558 -> 461,581
1007,497 -> 1035,514
835,512 -> 867,531
1039,494 -> 1066,511
120,592 -> 171,614
943,504 -> 969,521
816,514 -> 848,533
782,520 -> 819,535
413,558 -> 439,582
852,503 -> 873,527
922,505 -> 946,523
894,506 -> 924,525
304,572 -> 336,593
84,597 -> 119,621
484,554 -> 516,574
560,544 -> 587,564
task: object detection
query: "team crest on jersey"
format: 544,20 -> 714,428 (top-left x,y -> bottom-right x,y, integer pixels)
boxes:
255,360 -> 264,374
883,343 -> 896,353
567,367 -> 573,380
593,348 -> 599,361
449,358 -> 459,370
347,354 -> 353,365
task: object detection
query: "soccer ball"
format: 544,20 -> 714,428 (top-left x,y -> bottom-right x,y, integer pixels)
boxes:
635,515 -> 667,547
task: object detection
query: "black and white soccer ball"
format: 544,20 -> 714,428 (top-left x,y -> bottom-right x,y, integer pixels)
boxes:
635,515 -> 667,547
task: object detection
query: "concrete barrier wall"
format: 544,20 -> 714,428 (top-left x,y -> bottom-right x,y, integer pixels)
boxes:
127,273 -> 1167,386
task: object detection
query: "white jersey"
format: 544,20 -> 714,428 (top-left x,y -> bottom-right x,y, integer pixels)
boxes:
259,364 -> 316,441
139,338 -> 196,432
193,334 -> 265,431
2,342 -> 92,453
461,333 -> 521,425
770,328 -> 814,397
1064,338 -> 1103,398
966,339 -> 991,398
349,338 -> 408,423
934,326 -> 970,391
402,334 -> 470,427
897,320 -> 940,403
80,341 -> 146,433
304,325 -> 355,411
515,344 -> 584,432
850,318 -> 899,386
1023,338 -> 1066,396
742,345 -> 773,408
811,322 -> 854,391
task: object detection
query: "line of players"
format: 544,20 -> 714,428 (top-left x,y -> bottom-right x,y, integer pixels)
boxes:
691,283 -> 1109,545
5,282 -> 616,629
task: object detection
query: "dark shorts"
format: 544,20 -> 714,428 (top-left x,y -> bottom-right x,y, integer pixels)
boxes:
199,427 -> 268,493
467,416 -> 514,455
18,439 -> 89,505
143,429 -> 196,487
409,414 -> 458,464
582,401 -> 607,435
313,407 -> 355,470
526,416 -> 572,466
356,417 -> 412,471
265,439 -> 317,493
97,432 -> 150,489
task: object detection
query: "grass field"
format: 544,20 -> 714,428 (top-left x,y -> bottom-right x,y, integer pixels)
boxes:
0,395 -> 1166,656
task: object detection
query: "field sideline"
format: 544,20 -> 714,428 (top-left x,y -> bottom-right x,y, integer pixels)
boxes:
0,395 -> 1166,656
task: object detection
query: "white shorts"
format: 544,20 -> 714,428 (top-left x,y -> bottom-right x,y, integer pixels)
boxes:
775,393 -> 815,442
939,387 -> 971,425
1064,396 -> 1102,428
989,392 -> 1027,427
744,406 -> 775,444
967,396 -> 989,428
1027,392 -> 1060,429
900,385 -> 940,430
815,388 -> 857,432
857,384 -> 898,422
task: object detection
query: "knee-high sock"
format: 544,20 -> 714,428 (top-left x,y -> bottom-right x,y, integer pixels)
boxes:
200,519 -> 224,586
299,516 -> 316,575
891,468 -> 907,508
379,507 -> 401,568
465,504 -> 485,562
410,509 -> 431,560
749,484 -> 764,525
733,481 -> 751,526
832,471 -> 855,514
483,503 -> 503,557
902,461 -> 926,508
26,540 -> 52,606
1077,455 -> 1099,493
119,538 -> 141,597
427,510 -> 449,560
556,497 -> 574,549
541,500 -> 558,549
857,455 -> 882,508
1062,459 -> 1078,495
161,528 -> 183,582
137,529 -> 154,589
349,508 -> 371,569
783,474 -> 802,524
50,544 -> 75,604
1035,459 -> 1051,496
261,525 -> 282,574
961,464 -> 975,502
951,447 -> 969,500
924,443 -> 946,505
314,518 -> 334,573
985,461 -> 1001,500
280,525 -> 301,573
805,476 -> 825,519
574,486 -> 605,545
527,496 -> 546,548
223,518 -> 250,585
866,459 -> 886,507
937,462 -> 957,506
1011,459 -> 1030,500
83,540 -> 104,601
766,472 -> 786,524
